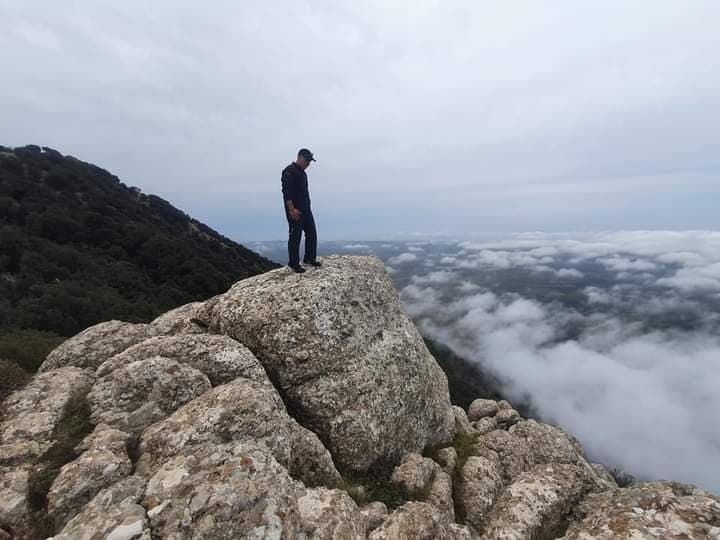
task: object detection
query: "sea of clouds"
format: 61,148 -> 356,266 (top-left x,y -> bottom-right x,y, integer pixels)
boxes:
252,231 -> 720,492
394,231 -> 720,492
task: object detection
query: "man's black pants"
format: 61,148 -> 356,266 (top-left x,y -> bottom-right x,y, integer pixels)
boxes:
286,207 -> 317,267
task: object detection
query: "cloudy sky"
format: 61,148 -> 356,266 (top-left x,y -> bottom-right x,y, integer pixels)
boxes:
2,1 -> 719,240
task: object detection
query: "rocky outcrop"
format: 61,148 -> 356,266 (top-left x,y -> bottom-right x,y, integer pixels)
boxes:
562,481 -> 720,539
196,255 -> 455,471
39,321 -> 153,373
0,367 -> 94,466
51,475 -> 149,540
148,301 -> 207,336
0,367 -> 94,538
369,502 -> 474,540
47,426 -> 132,530
135,377 -> 341,488
96,334 -> 266,387
1,255 -> 717,539
88,357 -> 211,436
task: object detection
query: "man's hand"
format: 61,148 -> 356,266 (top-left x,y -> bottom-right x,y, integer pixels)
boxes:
289,208 -> 302,222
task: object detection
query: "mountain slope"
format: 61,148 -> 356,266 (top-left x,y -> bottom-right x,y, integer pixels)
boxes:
0,144 -> 279,371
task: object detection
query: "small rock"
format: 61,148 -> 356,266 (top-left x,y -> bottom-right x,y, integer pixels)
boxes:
467,399 -> 498,421
426,470 -> 454,520
361,501 -> 388,533
298,487 -> 367,539
390,453 -> 439,499
434,447 -> 457,475
495,408 -> 521,427
497,400 -> 512,410
149,301 -> 207,335
457,454 -> 504,531
472,416 -> 497,435
369,501 -> 468,540
452,405 -> 477,438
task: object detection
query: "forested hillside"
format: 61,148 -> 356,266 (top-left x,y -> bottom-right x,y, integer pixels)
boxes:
0,144 -> 278,384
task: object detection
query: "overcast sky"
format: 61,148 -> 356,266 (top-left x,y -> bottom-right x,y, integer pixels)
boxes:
1,1 -> 719,241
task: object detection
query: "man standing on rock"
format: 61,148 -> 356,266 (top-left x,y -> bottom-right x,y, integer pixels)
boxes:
282,148 -> 321,273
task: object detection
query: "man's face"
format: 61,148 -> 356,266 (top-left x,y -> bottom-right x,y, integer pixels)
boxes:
298,156 -> 311,170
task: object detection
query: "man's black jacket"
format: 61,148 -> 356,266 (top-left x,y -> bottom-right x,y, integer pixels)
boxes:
281,162 -> 311,211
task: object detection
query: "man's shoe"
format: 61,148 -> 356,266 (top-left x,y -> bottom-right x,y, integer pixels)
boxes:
289,264 -> 306,273
304,260 -> 322,267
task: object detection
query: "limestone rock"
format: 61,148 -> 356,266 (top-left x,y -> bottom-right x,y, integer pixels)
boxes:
457,455 -> 504,532
47,426 -> 132,530
0,367 -> 94,466
390,452 -> 439,499
51,475 -> 149,540
481,463 -> 589,539
39,320 -> 153,373
435,446 -> 458,475
563,481 -> 720,539
0,467 -> 29,538
467,399 -> 498,422
96,333 -> 267,386
143,442 -> 304,539
136,377 -> 340,488
361,502 -> 388,533
297,487 -> 367,539
495,407 -> 521,427
427,470 -> 455,520
88,356 -> 211,435
149,301 -> 207,335
472,420 -> 588,484
497,400 -> 512,410
453,405 -> 477,438
472,416 -> 497,436
591,462 -> 619,490
196,255 -> 455,471
369,501 -> 469,540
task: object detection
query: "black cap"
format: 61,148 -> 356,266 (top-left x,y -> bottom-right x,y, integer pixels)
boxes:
298,148 -> 316,162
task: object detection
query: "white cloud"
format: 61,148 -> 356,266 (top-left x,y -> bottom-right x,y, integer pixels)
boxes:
388,252 -> 418,265
556,268 -> 583,278
343,243 -> 371,250
402,283 -> 720,492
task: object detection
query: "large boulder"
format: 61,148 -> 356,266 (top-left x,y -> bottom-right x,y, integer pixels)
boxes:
88,356 -> 211,435
196,255 -> 455,471
136,377 -> 341,488
96,333 -> 267,386
39,320 -> 154,373
563,482 -> 720,539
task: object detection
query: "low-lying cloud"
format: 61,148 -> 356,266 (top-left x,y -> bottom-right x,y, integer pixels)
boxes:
397,231 -> 720,492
